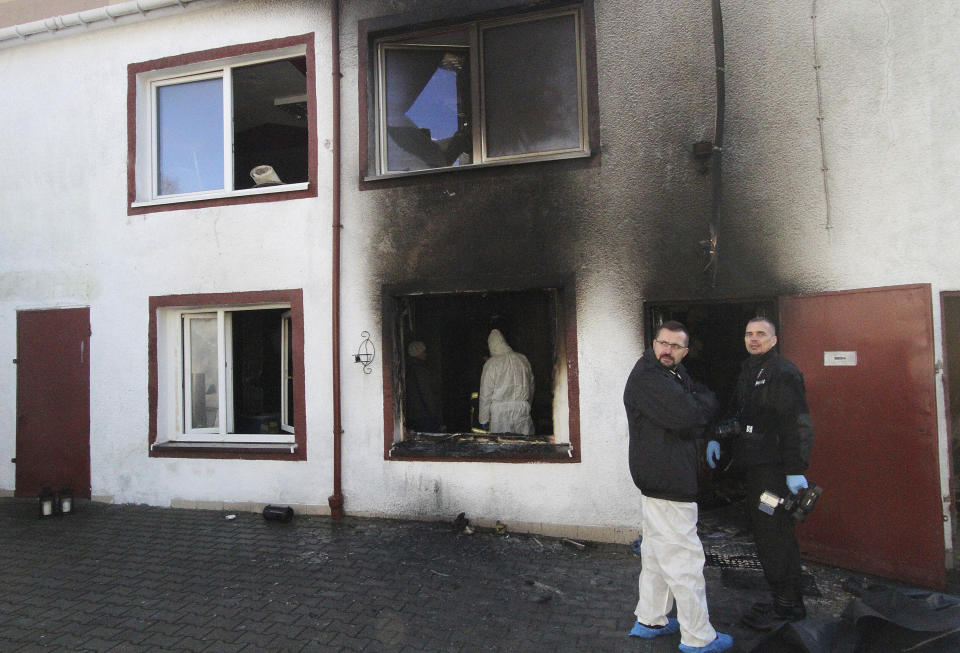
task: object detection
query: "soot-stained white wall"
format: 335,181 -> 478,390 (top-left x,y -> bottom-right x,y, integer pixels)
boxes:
2,0 -> 958,547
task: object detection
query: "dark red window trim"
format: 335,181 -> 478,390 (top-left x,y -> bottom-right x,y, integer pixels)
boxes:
148,289 -> 307,461
127,33 -> 318,215
380,282 -> 581,464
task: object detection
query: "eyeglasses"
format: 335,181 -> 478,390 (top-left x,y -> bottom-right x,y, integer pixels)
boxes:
654,339 -> 688,352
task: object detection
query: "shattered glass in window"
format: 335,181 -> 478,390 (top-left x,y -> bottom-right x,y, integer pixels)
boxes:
383,47 -> 472,172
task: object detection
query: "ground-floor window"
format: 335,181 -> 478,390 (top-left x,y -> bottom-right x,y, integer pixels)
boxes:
149,289 -> 305,459
383,285 -> 580,462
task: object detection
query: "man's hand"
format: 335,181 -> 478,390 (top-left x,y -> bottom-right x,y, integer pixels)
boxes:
706,440 -> 722,469
786,475 -> 808,494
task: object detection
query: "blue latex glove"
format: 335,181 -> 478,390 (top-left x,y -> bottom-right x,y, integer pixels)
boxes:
786,475 -> 808,494
706,441 -> 721,469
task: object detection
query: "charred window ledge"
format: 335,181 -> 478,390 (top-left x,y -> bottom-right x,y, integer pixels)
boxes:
390,432 -> 572,461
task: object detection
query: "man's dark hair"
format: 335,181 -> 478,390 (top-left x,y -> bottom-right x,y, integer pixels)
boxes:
746,316 -> 777,335
658,320 -> 690,342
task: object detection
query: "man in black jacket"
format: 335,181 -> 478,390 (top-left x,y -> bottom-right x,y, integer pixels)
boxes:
623,321 -> 732,653
707,317 -> 814,630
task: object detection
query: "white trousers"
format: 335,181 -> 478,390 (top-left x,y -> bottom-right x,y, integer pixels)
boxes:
635,494 -> 717,647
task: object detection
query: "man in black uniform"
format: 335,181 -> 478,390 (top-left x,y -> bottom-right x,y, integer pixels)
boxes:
707,317 -> 814,630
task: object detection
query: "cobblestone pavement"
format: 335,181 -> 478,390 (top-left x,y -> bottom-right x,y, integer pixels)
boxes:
0,498 -> 912,652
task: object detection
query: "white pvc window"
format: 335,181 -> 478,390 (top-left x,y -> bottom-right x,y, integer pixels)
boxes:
374,7 -> 588,176
141,48 -> 309,203
176,305 -> 293,443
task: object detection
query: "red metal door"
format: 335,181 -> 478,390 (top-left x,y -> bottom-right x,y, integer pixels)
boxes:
780,284 -> 944,589
16,308 -> 91,498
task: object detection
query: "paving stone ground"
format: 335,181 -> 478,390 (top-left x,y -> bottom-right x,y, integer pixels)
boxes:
0,498 -> 936,652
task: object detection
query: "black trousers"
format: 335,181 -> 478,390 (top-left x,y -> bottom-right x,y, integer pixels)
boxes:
745,464 -> 803,604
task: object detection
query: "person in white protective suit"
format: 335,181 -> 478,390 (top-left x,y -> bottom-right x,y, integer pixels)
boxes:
478,329 -> 535,434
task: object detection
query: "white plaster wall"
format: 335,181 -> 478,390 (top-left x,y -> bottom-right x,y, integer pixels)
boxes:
718,0 -> 960,293
0,0 -> 338,506
2,0 -> 958,546
719,1 -> 960,553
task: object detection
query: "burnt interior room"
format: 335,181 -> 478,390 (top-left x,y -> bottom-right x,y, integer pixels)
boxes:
397,289 -> 559,437
645,299 -> 776,507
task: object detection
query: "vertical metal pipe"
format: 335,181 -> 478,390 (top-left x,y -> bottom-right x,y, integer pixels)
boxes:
327,0 -> 345,519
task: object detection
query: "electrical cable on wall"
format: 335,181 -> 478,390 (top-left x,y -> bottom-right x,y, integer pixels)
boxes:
701,0 -> 725,290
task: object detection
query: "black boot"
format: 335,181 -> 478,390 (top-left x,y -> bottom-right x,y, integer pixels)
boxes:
740,595 -> 806,631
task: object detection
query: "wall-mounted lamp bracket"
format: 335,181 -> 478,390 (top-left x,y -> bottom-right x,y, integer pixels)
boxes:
354,331 -> 375,374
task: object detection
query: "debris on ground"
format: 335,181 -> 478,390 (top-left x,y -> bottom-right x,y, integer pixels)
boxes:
452,512 -> 469,532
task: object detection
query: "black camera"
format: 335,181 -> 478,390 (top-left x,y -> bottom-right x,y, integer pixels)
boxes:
714,418 -> 741,438
708,419 -> 741,472
758,483 -> 823,521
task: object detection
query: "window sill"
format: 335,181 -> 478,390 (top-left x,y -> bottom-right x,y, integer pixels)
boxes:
132,182 -> 310,209
151,441 -> 298,454
363,150 -> 592,183
389,434 -> 573,462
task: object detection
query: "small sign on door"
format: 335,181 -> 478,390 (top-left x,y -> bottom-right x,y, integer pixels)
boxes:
824,351 -> 857,366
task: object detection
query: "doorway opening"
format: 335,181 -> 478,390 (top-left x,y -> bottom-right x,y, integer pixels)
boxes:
644,298 -> 776,507
941,293 -> 960,566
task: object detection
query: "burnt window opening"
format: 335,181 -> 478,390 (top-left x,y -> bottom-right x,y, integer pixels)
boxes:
388,288 -> 575,460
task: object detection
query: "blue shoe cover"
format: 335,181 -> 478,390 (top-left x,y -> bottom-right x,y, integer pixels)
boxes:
629,617 -> 679,638
678,632 -> 733,652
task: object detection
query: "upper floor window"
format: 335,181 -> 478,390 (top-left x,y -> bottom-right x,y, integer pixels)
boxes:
129,35 -> 317,214
370,6 -> 590,178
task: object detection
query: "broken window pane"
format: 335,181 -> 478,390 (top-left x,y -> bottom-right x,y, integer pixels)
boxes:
156,77 -> 224,195
383,47 -> 472,172
482,13 -> 582,158
373,8 -> 588,176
